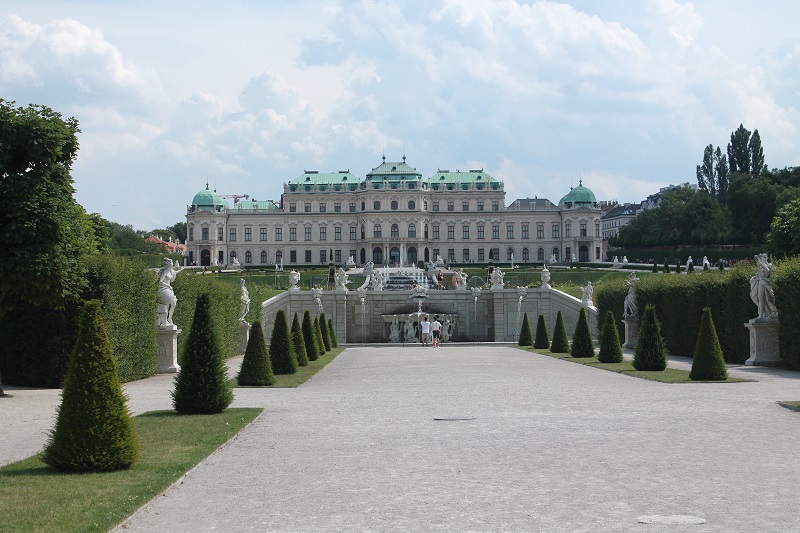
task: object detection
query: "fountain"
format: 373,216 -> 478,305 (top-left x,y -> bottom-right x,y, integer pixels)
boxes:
357,288 -> 367,343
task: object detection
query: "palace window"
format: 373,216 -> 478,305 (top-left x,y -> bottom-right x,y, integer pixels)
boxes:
448,201 -> 454,212
537,224 -> 544,239
408,224 -> 416,238
201,227 -> 208,240
289,227 -> 297,241
391,224 -> 399,238
245,251 -> 252,263
260,251 -> 267,263
492,226 -> 500,239
335,227 -> 342,241
506,224 -> 514,239
229,228 -> 237,242
304,227 -> 312,241
260,228 -> 267,241
522,224 -> 529,239
275,228 -> 283,241
433,225 -> 440,240
373,224 -> 382,238
305,250 -> 312,262
289,203 -> 296,213
448,225 -> 454,240
319,203 -> 326,213
244,228 -> 252,242
290,250 -> 297,263
432,201 -> 439,212
408,200 -> 416,210
477,225 -> 484,239
304,203 -> 311,213
478,248 -> 485,261
478,201 -> 484,212
463,225 -> 469,239
552,224 -> 560,239
335,202 -> 341,213
319,227 -> 327,241
462,201 -> 469,212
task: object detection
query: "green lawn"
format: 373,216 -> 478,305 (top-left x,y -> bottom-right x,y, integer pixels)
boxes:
778,401 -> 800,412
233,346 -> 344,388
0,408 -> 262,533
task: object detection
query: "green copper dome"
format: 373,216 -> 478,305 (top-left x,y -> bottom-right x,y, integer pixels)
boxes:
559,181 -> 597,208
191,185 -> 228,211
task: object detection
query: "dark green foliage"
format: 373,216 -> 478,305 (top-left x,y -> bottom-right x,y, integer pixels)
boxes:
633,305 -> 667,371
652,262 -> 658,273
319,312 -> 333,351
291,313 -> 309,367
570,307 -> 594,358
663,260 -> 670,273
269,309 -> 298,374
315,317 -> 327,354
42,300 -> 138,472
550,311 -> 570,353
237,321 -> 275,386
690,308 -> 728,381
687,261 -> 694,272
301,310 -> 320,361
675,260 -> 682,274
328,318 -> 338,347
775,257 -> 800,369
172,294 -> 233,414
534,314 -> 550,349
518,312 -> 533,346
598,310 -> 623,363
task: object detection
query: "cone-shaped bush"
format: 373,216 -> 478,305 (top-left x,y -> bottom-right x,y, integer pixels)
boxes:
598,310 -> 624,363
315,317 -> 327,354
238,320 -> 276,386
570,307 -> 595,357
328,318 -> 338,347
633,305 -> 668,371
550,311 -> 570,353
675,260 -> 682,274
663,259 -> 670,273
173,293 -> 233,414
534,314 -> 550,349
690,308 -> 728,381
302,310 -> 320,361
518,312 -> 533,346
42,300 -> 139,472
291,313 -> 309,367
687,261 -> 694,273
319,312 -> 332,351
652,262 -> 658,273
270,309 -> 298,374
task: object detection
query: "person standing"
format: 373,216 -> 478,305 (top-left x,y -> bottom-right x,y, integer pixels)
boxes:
431,315 -> 442,348
420,316 -> 431,347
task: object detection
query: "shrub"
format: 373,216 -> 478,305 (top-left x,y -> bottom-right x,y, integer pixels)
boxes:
291,313 -> 309,367
269,309 -> 298,375
237,320 -> 276,386
42,300 -> 139,472
690,308 -> 728,381
319,312 -> 332,351
315,317 -> 327,354
534,314 -> 550,349
687,261 -> 695,273
172,293 -> 233,414
633,305 -> 667,371
301,311 -> 320,361
550,311 -> 570,353
518,312 -> 533,346
652,262 -> 658,273
663,259 -> 670,273
570,307 -> 594,358
598,310 -> 623,363
328,318 -> 338,347
675,260 -> 682,274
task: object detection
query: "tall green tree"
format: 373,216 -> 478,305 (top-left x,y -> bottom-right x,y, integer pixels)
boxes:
269,309 -> 297,375
748,129 -> 766,178
238,320 -> 275,386
301,310 -> 320,361
290,313 -> 309,366
766,197 -> 800,259
633,305 -> 667,371
727,124 -> 752,175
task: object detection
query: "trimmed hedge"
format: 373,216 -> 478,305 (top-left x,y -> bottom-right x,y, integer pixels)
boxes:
534,314 -> 550,349
550,311 -> 570,353
302,310 -> 320,361
238,320 -> 276,386
328,318 -> 338,347
291,313 -> 309,367
570,308 -> 594,357
690,308 -> 728,381
518,313 -> 533,346
598,310 -> 623,363
633,305 -> 667,371
269,309 -> 298,375
774,257 -> 800,370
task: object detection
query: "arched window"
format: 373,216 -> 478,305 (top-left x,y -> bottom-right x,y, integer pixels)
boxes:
372,247 -> 383,264
408,223 -> 416,238
552,248 -> 560,261
522,247 -> 529,261
276,250 -> 283,264
391,224 -> 399,238
245,251 -> 252,264
260,251 -> 267,263
537,248 -> 544,261
230,251 -> 237,264
507,247 -> 514,260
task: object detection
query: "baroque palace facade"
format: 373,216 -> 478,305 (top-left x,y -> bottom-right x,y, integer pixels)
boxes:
185,158 -> 603,268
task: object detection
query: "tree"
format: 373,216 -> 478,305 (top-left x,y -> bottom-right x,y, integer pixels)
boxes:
328,318 -> 338,347
302,311 -> 320,361
173,293 -> 233,414
749,129 -> 766,178
518,312 -> 533,346
290,313 -> 309,366
0,100 -> 96,315
766,197 -> 800,259
533,314 -> 550,349
690,308 -> 728,381
237,320 -> 276,386
42,300 -> 138,472
319,312 -> 332,351
314,316 -> 327,355
598,310 -> 623,363
633,305 -> 667,371
727,124 -> 752,175
570,308 -> 594,358
269,309 -> 297,374
550,311 -> 570,353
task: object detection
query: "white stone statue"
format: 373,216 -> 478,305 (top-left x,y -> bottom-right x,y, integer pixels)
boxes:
389,316 -> 401,343
702,256 -> 711,269
435,254 -> 445,266
363,261 -> 374,277
371,269 -> 383,291
550,253 -> 557,264
409,284 -> 428,299
581,281 -> 594,308
613,256 -> 619,265
157,258 -> 183,328
239,278 -> 250,322
346,255 -> 356,268
490,267 -> 505,289
358,273 -> 372,291
622,256 -> 628,265
232,257 -> 241,269
572,253 -> 578,263
441,318 -> 454,343
623,272 -> 639,317
404,315 -> 417,342
457,268 -> 468,290
212,257 -> 218,267
540,266 -> 551,289
288,269 -> 301,291
750,253 -> 777,320
426,261 -> 438,286
335,268 -> 349,292
686,256 -> 694,269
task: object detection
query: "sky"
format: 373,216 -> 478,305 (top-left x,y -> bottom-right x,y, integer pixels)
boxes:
1,1 -> 798,231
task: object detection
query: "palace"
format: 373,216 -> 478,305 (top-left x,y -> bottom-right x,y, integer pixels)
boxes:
185,157 -> 603,268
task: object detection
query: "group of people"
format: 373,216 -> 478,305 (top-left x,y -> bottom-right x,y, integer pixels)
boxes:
419,315 -> 443,347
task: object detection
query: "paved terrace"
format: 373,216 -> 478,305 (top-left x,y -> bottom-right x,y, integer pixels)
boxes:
3,346 -> 800,532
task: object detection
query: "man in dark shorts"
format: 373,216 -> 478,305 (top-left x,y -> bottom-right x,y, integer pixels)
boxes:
430,315 -> 442,348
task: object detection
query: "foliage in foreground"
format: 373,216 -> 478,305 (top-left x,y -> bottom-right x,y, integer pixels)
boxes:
598,310 -> 624,363
633,305 -> 667,371
291,313 -> 309,367
690,308 -> 728,381
270,309 -> 298,375
570,307 -> 594,358
550,311 -> 570,353
518,312 -> 533,346
237,320 -> 275,386
42,300 -> 138,472
172,293 -> 233,414
328,318 -> 338,347
315,316 -> 327,354
319,312 -> 333,351
301,310 -> 320,362
534,314 -> 550,349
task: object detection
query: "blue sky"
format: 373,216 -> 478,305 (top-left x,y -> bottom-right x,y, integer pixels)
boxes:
1,1 -> 798,230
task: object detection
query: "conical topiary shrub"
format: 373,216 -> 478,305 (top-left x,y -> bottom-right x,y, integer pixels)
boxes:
270,309 -> 298,374
690,307 -> 728,381
301,310 -> 320,361
291,313 -> 309,367
570,307 -> 594,358
238,320 -> 276,386
42,300 -> 138,472
687,261 -> 694,273
173,293 -> 233,414
534,314 -> 550,349
315,317 -> 327,354
319,312 -> 332,351
675,260 -> 682,274
550,311 -> 570,353
652,262 -> 658,273
328,318 -> 338,347
598,310 -> 623,363
518,312 -> 533,346
663,259 -> 670,274
633,305 -> 668,371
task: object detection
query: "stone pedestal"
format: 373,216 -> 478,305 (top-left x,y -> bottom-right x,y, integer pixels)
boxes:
156,326 -> 181,373
622,316 -> 639,349
239,320 -> 251,354
745,319 -> 781,366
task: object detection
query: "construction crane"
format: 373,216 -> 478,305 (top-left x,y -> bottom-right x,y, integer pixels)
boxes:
221,194 -> 250,205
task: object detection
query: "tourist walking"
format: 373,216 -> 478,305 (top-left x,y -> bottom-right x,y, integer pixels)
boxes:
420,316 -> 431,346
431,315 -> 442,347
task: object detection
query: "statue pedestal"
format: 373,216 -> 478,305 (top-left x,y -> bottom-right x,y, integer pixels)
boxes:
239,320 -> 251,354
622,316 -> 639,349
745,319 -> 781,366
156,326 -> 181,373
